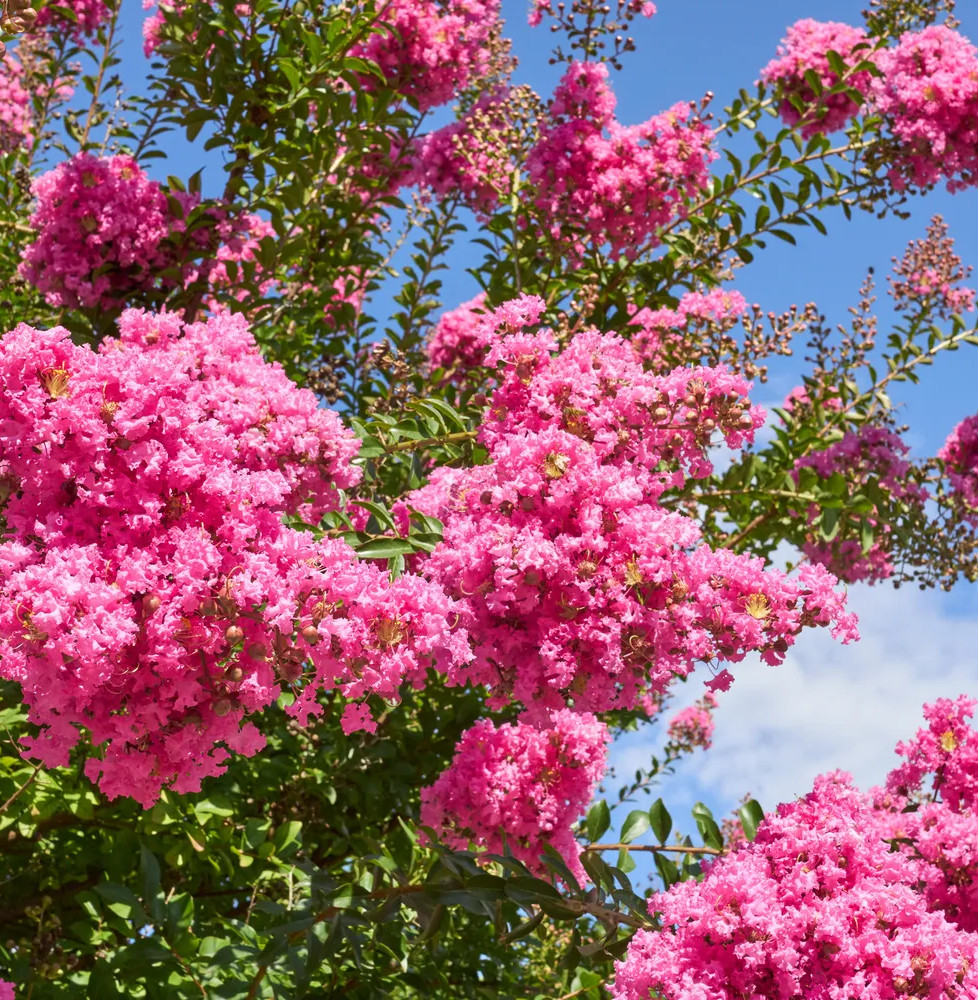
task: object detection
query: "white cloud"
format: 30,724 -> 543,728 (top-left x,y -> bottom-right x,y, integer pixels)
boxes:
606,583 -> 978,824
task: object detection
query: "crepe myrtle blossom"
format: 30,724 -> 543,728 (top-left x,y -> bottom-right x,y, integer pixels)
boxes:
0,309 -> 467,805
410,297 -> 857,723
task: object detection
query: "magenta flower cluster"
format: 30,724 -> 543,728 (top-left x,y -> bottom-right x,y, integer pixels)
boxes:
425,292 -> 490,376
420,710 -> 608,880
0,54 -> 32,152
760,19 -> 873,138
873,26 -> 978,193
666,692 -> 718,752
412,296 -> 857,723
796,426 -> 926,584
36,0 -> 109,38
20,153 -> 278,313
413,91 -> 516,218
764,20 -> 978,193
614,762 -> 978,1000
351,0 -> 500,111
0,309 -> 467,805
940,415 -> 978,526
526,62 -> 716,259
629,288 -> 749,371
19,154 -> 184,309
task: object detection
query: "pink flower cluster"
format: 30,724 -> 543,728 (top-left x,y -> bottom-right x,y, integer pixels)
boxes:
184,210 -> 276,311
940,415 -> 978,525
666,692 -> 717,752
410,296 -> 857,722
20,153 -> 278,313
350,0 -> 500,111
420,710 -> 608,879
0,309 -> 465,805
878,696 -> 978,935
760,19 -> 874,137
614,767 -> 978,1000
872,26 -> 978,192
629,288 -> 748,371
796,426 -> 926,584
36,0 -> 109,38
19,154 -> 182,309
0,982 -> 11,1000
426,292 -> 490,376
526,62 -> 715,259
0,55 -> 32,152
413,91 -> 515,218
889,216 -> 976,318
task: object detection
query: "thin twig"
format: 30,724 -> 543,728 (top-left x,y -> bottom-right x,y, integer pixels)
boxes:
585,843 -> 721,856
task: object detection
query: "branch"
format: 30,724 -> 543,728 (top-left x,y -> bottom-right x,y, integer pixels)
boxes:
0,762 -> 42,816
585,843 -> 721,856
383,429 -> 478,453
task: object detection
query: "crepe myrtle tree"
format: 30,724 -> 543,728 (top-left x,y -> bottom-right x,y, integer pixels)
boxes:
0,0 -> 976,996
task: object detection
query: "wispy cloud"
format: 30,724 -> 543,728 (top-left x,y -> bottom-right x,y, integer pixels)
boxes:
606,584 -> 978,826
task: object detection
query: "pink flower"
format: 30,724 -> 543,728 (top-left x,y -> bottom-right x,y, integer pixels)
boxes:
795,426 -> 927,584
421,710 -> 608,880
410,300 -> 856,723
872,26 -> 978,192
426,293 -> 491,375
350,0 -> 501,111
527,62 -> 715,260
0,55 -> 33,151
36,0 -> 109,38
614,770 -> 978,1000
667,692 -> 718,751
940,414 -> 978,524
20,154 -> 176,309
761,19 -> 874,137
413,90 -> 518,218
0,310 -> 466,806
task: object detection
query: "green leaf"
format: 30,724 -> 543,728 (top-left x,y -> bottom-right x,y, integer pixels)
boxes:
354,537 -> 415,559
649,798 -> 672,843
620,809 -> 650,845
586,799 -> 611,842
739,799 -> 765,842
616,847 -> 636,874
692,802 -> 724,852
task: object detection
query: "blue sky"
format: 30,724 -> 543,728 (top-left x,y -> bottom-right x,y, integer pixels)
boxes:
105,1 -> 978,872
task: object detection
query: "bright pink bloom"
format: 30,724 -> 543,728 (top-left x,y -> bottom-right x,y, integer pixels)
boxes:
873,26 -> 978,192
19,154 -> 179,309
413,91 -> 516,217
796,426 -> 927,584
761,19 -> 874,137
527,62 -> 715,259
0,55 -> 32,151
667,692 -> 717,751
426,293 -> 490,375
350,0 -> 500,111
614,770 -> 978,1000
0,310 -> 466,805
421,710 -> 608,879
410,300 -> 857,722
940,415 -> 978,524
36,0 -> 109,38
629,288 -> 748,370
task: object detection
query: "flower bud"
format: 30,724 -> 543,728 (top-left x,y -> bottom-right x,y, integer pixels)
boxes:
225,624 -> 244,645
